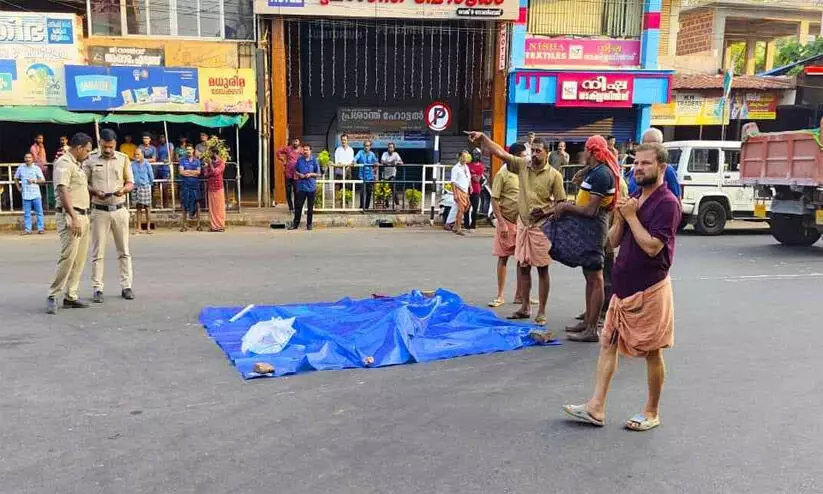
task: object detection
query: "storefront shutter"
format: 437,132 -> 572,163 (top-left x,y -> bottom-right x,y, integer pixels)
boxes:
517,105 -> 637,143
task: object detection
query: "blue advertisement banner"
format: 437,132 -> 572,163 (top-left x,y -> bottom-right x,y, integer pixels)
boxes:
65,65 -> 200,112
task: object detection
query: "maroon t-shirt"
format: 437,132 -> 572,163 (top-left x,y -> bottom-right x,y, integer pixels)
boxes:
468,162 -> 484,195
612,185 -> 681,299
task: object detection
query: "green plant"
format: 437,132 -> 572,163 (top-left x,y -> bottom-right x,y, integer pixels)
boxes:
314,191 -> 324,208
317,149 -> 331,168
775,37 -> 823,75
335,188 -> 353,205
374,182 -> 392,202
204,135 -> 231,162
405,188 -> 422,208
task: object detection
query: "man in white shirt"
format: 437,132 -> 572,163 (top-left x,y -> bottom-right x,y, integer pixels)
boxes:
333,134 -> 355,187
381,142 -> 403,208
524,132 -> 536,161
450,150 -> 472,236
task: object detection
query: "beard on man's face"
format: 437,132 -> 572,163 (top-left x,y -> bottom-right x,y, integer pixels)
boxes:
635,169 -> 660,186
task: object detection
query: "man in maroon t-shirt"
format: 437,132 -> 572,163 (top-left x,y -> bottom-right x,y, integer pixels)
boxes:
277,137 -> 302,212
563,142 -> 681,432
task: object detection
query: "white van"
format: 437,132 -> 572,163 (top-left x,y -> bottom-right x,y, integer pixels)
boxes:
662,140 -> 768,235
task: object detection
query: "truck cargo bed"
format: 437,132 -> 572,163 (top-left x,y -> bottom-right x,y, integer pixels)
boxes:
740,131 -> 823,187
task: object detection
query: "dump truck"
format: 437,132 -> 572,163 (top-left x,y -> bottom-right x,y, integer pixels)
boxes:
740,128 -> 823,246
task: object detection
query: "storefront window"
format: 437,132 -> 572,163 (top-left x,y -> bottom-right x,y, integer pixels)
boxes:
528,0 -> 643,38
126,0 -> 149,35
89,0 -> 251,39
91,0 -> 122,36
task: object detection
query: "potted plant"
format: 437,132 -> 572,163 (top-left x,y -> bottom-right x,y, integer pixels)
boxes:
335,188 -> 353,208
373,182 -> 392,209
405,189 -> 422,210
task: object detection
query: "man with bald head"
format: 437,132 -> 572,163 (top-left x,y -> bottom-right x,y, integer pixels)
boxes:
628,128 -> 680,198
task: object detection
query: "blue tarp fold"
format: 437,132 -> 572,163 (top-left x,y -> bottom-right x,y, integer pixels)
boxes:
199,289 -> 559,379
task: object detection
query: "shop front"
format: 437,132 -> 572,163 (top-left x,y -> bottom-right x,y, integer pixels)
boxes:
258,0 -> 520,203
650,75 -> 795,141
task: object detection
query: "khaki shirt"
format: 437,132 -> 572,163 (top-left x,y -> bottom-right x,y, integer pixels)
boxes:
52,152 -> 90,210
491,165 -> 520,224
506,156 -> 567,227
84,151 -> 134,207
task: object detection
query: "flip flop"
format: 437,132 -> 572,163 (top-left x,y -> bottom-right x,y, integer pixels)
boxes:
513,299 -> 539,305
488,298 -> 505,308
562,404 -> 604,427
507,311 -> 530,320
534,314 -> 547,325
625,414 -> 661,432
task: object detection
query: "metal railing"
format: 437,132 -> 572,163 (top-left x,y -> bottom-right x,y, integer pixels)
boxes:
0,161 -> 242,216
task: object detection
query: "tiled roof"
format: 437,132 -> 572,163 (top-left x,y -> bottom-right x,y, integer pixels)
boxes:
672,74 -> 796,90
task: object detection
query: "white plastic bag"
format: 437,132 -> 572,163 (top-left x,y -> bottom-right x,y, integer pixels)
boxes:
241,317 -> 297,355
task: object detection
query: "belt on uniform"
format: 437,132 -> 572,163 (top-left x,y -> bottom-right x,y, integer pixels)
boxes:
93,203 -> 126,212
56,207 -> 89,215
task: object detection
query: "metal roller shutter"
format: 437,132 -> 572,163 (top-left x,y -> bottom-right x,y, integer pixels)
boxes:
518,105 -> 637,143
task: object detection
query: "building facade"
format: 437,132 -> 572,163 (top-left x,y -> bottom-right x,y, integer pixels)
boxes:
505,0 -> 673,160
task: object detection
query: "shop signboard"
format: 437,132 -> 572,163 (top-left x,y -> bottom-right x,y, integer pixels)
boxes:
89,46 -> 165,67
731,92 -> 777,120
338,107 -> 429,148
0,12 -> 83,106
65,65 -> 256,113
555,73 -> 633,108
255,0 -> 519,20
650,93 -> 730,126
524,37 -> 641,69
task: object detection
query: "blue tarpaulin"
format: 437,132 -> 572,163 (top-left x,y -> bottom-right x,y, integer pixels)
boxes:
199,289 -> 559,379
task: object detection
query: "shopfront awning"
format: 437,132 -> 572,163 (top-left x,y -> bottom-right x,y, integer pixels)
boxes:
99,113 -> 248,128
0,106 -> 102,124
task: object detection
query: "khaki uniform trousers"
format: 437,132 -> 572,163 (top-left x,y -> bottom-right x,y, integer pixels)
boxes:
49,213 -> 90,300
90,207 -> 133,291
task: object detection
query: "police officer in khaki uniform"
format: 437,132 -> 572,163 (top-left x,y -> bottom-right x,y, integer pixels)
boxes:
86,128 -> 135,303
47,133 -> 94,314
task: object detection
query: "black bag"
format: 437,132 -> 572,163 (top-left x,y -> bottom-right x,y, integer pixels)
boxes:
543,213 -> 609,271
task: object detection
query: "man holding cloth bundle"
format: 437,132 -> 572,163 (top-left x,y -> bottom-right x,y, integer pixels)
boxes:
563,142 -> 681,432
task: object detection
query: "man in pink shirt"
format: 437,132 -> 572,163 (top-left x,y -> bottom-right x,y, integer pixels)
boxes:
277,137 -> 302,212
30,134 -> 49,180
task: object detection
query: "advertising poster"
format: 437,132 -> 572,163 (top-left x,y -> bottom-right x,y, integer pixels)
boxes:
89,46 -> 165,66
651,93 -> 730,126
198,68 -> 256,113
731,92 -> 777,120
0,12 -> 84,106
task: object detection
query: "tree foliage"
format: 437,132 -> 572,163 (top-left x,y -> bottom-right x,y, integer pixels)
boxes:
775,38 -> 823,74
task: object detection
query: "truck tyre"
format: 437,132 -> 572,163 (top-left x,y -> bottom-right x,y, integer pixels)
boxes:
695,201 -> 727,235
770,214 -> 822,246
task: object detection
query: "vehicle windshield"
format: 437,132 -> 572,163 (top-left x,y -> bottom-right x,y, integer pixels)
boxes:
667,148 -> 682,170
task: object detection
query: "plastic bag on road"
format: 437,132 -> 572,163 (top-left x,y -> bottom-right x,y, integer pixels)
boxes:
241,317 -> 297,355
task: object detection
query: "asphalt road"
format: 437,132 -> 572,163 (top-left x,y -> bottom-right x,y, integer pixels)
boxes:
1,226 -> 821,494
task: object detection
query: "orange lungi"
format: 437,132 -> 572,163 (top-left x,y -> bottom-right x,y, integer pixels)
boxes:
492,215 -> 517,257
208,188 -> 226,231
515,218 -> 552,267
601,276 -> 674,357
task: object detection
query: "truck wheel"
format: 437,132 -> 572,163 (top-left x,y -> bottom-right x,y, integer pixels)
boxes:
770,214 -> 822,246
695,201 -> 727,235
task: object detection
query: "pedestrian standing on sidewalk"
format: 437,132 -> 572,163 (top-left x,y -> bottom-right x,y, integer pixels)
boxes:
277,137 -> 302,212
548,141 -> 569,171
46,133 -> 94,315
54,136 -> 69,161
203,153 -> 227,232
86,129 -> 135,303
354,140 -> 378,210
381,142 -> 403,208
289,143 -> 321,231
488,143 -> 524,308
524,132 -> 536,161
563,143 -> 681,431
119,135 -> 137,160
450,151 -> 472,237
139,132 -> 158,162
333,134 -> 355,192
179,145 -> 202,231
467,131 -> 566,328
15,153 -> 46,235
466,148 -> 485,230
29,133 -> 49,180
131,148 -> 155,234
554,135 -> 622,343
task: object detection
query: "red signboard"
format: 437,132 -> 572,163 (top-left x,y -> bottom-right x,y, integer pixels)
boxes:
555,73 -> 634,108
524,37 -> 641,68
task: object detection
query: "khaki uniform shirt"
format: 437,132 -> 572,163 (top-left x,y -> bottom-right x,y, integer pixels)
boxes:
491,165 -> 520,224
506,156 -> 567,227
85,151 -> 134,207
52,152 -> 90,210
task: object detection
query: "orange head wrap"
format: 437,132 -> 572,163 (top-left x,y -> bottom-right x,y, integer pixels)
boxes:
585,135 -> 621,208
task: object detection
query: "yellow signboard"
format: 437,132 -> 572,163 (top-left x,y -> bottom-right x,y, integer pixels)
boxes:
651,93 -> 730,126
198,69 -> 256,113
